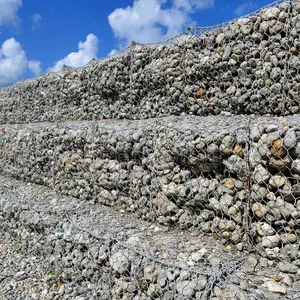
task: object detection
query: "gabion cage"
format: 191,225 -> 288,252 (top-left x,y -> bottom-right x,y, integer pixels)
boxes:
1,0 -> 300,299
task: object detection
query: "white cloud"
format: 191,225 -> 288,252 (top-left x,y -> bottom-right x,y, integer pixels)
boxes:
108,49 -> 118,57
108,0 -> 214,44
174,0 -> 214,12
31,13 -> 42,24
0,38 -> 42,86
235,1 -> 256,16
49,33 -> 99,72
0,38 -> 27,86
31,13 -> 42,30
0,0 -> 22,26
28,60 -> 41,76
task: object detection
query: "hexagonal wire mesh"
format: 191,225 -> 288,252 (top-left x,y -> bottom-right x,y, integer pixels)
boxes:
0,0 -> 298,123
1,0 -> 300,299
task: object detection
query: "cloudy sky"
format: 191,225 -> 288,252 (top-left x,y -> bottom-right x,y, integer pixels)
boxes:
0,0 -> 276,86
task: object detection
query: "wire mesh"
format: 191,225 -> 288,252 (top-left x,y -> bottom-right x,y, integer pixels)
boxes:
1,0 -> 300,299
0,0 -> 299,123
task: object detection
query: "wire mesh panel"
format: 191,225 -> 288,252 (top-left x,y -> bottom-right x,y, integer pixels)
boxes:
182,32 -> 216,116
1,1 -> 300,299
52,122 -> 90,200
0,175 -> 253,300
30,75 -> 58,123
3,116 -> 300,298
1,84 -> 24,124
150,117 -> 252,250
248,116 -> 300,262
0,125 -> 20,178
0,1 -> 299,124
286,0 -> 300,114
85,120 -> 156,216
99,53 -> 134,120
55,68 -> 87,122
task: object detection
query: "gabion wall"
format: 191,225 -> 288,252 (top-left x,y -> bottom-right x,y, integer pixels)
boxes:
1,1 -> 300,299
0,175 -> 255,299
0,0 -> 299,124
2,115 -> 300,263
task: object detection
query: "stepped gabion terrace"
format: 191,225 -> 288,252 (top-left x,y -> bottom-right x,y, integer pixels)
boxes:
1,0 -> 300,299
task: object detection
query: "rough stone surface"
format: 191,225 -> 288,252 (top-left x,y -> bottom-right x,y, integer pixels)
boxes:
1,0 -> 300,298
278,262 -> 299,274
1,175 -> 300,299
1,114 -> 300,259
0,176 -> 256,299
0,1 -> 299,123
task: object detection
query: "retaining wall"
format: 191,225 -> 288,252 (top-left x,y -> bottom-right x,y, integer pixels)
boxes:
1,1 -> 300,298
1,175 -> 295,300
1,115 -> 300,261
0,175 -> 249,299
0,1 -> 300,124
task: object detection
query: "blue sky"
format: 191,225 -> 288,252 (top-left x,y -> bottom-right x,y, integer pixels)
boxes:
0,0 -> 277,86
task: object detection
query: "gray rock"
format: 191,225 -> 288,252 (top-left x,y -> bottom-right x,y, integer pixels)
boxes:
147,283 -> 161,297
262,235 -> 280,248
278,262 -> 298,274
262,8 -> 280,20
109,251 -> 130,274
265,247 -> 280,259
249,148 -> 263,167
270,83 -> 282,94
176,281 -> 196,297
265,125 -> 278,133
269,175 -> 287,189
195,277 -> 207,291
219,194 -> 234,211
256,222 -> 275,236
290,141 -> 300,158
270,67 -> 281,80
250,126 -> 261,142
166,269 -> 180,281
253,164 -> 270,184
220,135 -> 235,155
223,155 -> 248,174
280,233 -> 297,244
152,193 -> 179,216
252,184 -> 268,199
216,33 -> 225,44
292,159 -> 300,174
283,129 -> 297,148
259,257 -> 269,268
243,256 -> 258,273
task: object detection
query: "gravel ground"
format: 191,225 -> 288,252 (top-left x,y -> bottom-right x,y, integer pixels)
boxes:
1,175 -> 300,299
0,233 -> 50,300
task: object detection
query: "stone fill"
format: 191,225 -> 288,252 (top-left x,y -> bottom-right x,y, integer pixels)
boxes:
1,0 -> 300,299
1,114 -> 300,262
0,0 -> 299,124
1,175 -> 298,300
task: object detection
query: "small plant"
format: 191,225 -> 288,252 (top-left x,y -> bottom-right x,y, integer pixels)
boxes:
14,247 -> 22,254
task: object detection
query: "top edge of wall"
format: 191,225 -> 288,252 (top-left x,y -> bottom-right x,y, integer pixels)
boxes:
0,0 -> 295,89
